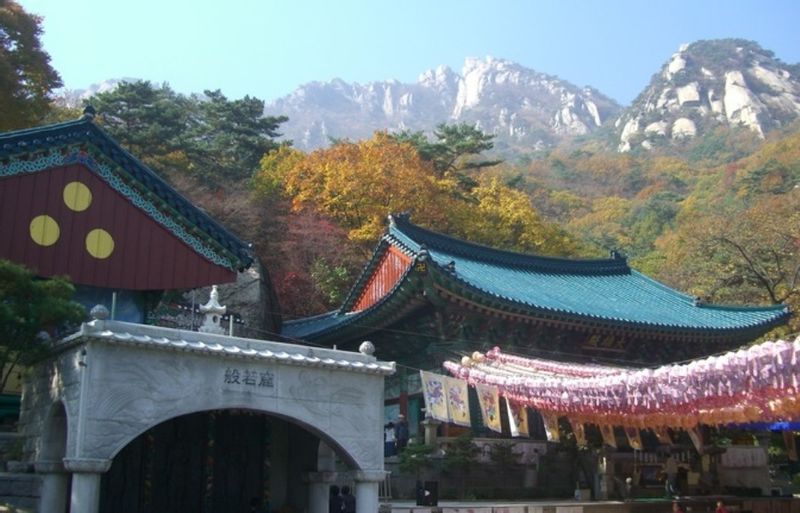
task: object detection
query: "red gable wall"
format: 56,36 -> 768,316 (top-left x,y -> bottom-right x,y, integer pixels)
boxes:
351,245 -> 412,312
0,163 -> 236,290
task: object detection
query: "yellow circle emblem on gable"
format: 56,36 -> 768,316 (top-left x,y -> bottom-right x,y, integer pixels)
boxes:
29,215 -> 60,246
63,181 -> 92,212
85,229 -> 114,259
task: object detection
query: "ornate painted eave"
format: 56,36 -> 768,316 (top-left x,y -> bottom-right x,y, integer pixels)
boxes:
0,114 -> 252,271
282,261 -> 426,344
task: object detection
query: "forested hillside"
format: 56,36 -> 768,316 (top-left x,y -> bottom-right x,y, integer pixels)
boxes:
3,0 -> 797,337
50,82 -> 800,335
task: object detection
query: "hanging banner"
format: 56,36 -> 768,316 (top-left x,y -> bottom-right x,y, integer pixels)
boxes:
542,412 -> 560,442
600,424 -> 617,448
652,426 -> 673,445
687,426 -> 704,454
506,398 -> 529,437
445,377 -> 471,427
569,418 -> 587,448
624,426 -> 643,450
475,383 -> 502,433
420,371 -> 449,422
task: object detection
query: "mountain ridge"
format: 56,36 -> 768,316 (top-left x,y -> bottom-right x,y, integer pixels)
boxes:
58,39 -> 800,154
263,56 -> 622,152
615,39 -> 800,152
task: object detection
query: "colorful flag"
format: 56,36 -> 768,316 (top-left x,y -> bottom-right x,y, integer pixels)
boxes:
570,418 -> 587,448
541,412 -> 560,442
445,377 -> 471,427
652,426 -> 673,445
624,426 -> 643,450
506,398 -> 529,437
475,383 -> 502,433
600,424 -> 617,448
420,371 -> 448,422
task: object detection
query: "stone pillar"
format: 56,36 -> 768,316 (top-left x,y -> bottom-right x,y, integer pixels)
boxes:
64,458 -> 111,513
354,470 -> 386,513
35,460 -> 68,513
305,471 -> 338,513
422,416 -> 441,446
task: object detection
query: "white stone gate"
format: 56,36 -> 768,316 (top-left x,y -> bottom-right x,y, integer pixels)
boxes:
20,312 -> 394,513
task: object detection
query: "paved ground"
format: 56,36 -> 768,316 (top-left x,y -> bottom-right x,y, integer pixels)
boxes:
383,495 -> 795,513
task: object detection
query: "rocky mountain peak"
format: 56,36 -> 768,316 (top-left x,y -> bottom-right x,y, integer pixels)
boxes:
418,64 -> 458,91
264,57 -> 622,152
616,39 -> 800,152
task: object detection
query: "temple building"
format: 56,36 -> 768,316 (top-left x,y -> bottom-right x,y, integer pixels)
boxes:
283,213 -> 791,430
0,106 -> 260,320
0,111 -> 388,513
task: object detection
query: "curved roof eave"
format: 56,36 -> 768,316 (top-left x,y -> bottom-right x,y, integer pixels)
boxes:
283,263 -> 425,343
426,258 -> 790,336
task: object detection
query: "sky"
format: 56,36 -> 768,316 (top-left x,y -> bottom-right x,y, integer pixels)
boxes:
20,0 -> 800,106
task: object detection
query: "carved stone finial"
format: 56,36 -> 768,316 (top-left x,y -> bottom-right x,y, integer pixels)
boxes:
82,105 -> 96,120
90,304 -> 109,320
199,285 -> 226,334
359,341 -> 375,356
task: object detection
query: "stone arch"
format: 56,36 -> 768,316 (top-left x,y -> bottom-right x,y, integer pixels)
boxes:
99,403 -> 367,471
25,329 -> 391,513
100,407 -> 355,513
40,400 -> 68,463
36,400 -> 70,513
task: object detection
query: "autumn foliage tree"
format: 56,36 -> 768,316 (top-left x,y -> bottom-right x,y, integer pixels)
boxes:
255,129 -> 582,313
259,132 -> 463,245
657,189 -> 800,334
0,0 -> 62,130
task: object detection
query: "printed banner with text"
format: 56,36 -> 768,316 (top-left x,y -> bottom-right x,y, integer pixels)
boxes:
420,371 -> 448,422
506,398 -> 529,437
475,383 -> 502,433
445,377 -> 471,427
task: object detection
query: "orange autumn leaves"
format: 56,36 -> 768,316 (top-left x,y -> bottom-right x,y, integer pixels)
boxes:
257,132 -> 576,256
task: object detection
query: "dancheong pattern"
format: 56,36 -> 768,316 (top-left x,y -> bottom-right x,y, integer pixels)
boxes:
0,147 -> 235,269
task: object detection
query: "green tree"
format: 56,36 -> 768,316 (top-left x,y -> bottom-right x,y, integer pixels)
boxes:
88,81 -> 288,185
391,123 -> 502,190
398,442 -> 436,481
193,89 -> 288,181
90,81 -> 194,173
0,0 -> 62,130
442,433 -> 480,499
309,258 -> 352,308
0,260 -> 85,393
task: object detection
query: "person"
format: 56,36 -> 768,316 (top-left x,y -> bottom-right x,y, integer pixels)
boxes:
341,485 -> 356,513
715,500 -> 730,513
672,501 -> 686,513
664,453 -> 678,497
384,421 -> 396,457
329,485 -> 343,513
394,414 -> 409,452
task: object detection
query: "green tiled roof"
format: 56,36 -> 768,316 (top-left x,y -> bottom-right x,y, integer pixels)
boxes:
282,214 -> 790,341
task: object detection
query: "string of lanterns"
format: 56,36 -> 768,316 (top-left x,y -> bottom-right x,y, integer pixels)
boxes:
444,337 -> 800,429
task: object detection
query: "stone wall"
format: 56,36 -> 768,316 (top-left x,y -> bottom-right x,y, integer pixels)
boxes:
0,473 -> 39,512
